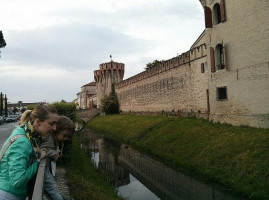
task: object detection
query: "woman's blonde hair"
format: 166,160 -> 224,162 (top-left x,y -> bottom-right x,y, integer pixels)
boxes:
20,104 -> 57,126
55,116 -> 75,134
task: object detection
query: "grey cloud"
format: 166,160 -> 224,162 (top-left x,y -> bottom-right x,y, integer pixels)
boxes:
50,0 -> 203,23
4,25 -> 155,70
0,71 -> 85,103
118,1 -> 203,20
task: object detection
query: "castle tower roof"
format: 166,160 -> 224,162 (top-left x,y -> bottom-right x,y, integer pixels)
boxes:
99,60 -> 124,69
94,60 -> 125,81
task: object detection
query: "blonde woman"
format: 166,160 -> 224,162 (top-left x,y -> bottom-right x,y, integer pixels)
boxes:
0,104 -> 58,200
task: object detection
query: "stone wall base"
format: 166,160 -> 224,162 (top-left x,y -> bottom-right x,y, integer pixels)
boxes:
121,111 -> 269,129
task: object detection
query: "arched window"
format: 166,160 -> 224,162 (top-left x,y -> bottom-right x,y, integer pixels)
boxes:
215,43 -> 225,70
213,3 -> 221,25
204,6 -> 212,28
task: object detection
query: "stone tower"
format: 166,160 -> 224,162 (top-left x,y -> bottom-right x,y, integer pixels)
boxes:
94,60 -> 125,108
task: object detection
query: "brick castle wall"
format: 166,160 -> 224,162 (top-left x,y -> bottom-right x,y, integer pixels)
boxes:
116,41 -> 208,117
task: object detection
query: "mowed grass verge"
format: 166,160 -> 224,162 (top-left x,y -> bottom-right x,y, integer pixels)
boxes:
65,132 -> 124,200
87,114 -> 269,200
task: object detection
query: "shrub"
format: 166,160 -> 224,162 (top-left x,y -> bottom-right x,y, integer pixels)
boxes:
26,104 -> 39,110
52,102 -> 76,122
27,102 -> 76,121
101,84 -> 119,114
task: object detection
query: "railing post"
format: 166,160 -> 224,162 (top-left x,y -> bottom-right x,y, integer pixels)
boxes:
32,158 -> 47,200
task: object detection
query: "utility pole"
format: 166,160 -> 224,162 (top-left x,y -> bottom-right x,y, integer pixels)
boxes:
0,92 -> 2,116
4,94 -> 7,117
0,31 -> 7,116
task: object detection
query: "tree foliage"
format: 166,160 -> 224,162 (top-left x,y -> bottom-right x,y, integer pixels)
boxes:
101,84 -> 119,114
27,102 -> 76,122
52,102 -> 76,122
0,31 -> 6,48
145,59 -> 162,70
27,104 -> 39,111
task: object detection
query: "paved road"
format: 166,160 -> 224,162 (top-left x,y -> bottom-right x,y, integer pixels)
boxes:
0,122 -> 19,149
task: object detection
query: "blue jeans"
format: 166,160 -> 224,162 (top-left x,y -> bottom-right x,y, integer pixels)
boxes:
43,160 -> 63,200
0,190 -> 20,200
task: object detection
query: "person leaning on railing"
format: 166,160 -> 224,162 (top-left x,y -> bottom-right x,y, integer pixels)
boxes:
40,116 -> 75,200
0,104 -> 58,200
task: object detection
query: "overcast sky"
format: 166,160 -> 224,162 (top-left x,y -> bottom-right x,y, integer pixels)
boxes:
0,0 -> 204,103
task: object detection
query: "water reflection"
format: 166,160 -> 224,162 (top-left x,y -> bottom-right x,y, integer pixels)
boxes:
81,130 -> 245,200
118,175 -> 159,200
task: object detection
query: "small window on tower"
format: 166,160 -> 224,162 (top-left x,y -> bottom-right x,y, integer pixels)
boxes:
217,87 -> 227,100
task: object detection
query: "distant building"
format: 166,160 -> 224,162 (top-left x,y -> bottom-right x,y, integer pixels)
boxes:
79,82 -> 97,109
7,102 -> 43,114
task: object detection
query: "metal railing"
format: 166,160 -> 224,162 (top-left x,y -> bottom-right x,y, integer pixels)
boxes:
32,158 -> 47,200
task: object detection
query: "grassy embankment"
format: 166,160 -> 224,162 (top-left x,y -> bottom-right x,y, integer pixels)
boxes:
86,114 -> 269,200
65,132 -> 124,200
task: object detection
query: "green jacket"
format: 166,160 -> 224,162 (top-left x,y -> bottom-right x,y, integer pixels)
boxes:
0,126 -> 38,200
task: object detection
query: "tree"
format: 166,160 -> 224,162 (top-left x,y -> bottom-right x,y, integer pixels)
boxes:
52,102 -> 76,122
27,104 -> 39,110
145,59 -> 162,70
0,31 -> 6,48
0,31 -> 6,58
101,84 -> 119,114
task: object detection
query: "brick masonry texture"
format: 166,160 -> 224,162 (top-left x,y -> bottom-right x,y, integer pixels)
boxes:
116,39 -> 208,116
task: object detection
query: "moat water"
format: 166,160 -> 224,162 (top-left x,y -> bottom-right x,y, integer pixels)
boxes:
81,130 -> 246,200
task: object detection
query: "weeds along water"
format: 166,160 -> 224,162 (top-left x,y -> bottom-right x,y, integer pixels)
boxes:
65,131 -> 124,200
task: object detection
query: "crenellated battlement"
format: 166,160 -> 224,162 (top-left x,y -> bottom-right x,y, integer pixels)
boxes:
115,44 -> 206,89
94,61 -> 125,83
99,62 -> 125,71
